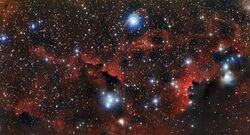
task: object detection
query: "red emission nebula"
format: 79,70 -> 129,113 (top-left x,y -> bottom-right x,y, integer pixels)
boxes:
0,0 -> 250,135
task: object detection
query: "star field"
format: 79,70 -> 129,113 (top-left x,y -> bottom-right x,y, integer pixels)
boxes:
0,0 -> 250,135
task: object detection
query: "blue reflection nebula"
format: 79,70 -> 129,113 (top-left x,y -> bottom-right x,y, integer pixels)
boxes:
101,92 -> 120,109
125,12 -> 144,31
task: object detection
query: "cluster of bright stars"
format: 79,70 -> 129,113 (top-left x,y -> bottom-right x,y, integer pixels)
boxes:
1,10 -> 242,130
171,79 -> 179,89
1,19 -> 44,46
101,91 -> 120,109
219,55 -> 242,86
29,19 -> 43,31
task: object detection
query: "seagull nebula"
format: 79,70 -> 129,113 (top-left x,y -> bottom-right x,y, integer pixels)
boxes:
0,0 -> 249,134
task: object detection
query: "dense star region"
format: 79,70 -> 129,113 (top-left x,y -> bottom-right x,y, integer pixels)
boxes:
0,0 -> 250,134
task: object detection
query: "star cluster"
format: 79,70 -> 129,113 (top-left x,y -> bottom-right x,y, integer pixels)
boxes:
0,0 -> 250,135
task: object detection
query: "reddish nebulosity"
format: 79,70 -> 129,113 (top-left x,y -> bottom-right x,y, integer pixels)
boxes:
81,118 -> 177,135
101,56 -> 125,83
53,115 -> 65,133
15,99 -> 37,115
124,29 -> 170,52
0,1 -> 249,134
27,13 -> 250,133
31,46 -> 104,80
0,0 -> 17,29
123,123 -> 176,135
13,73 -> 50,124
80,53 -> 102,65
235,78 -> 250,95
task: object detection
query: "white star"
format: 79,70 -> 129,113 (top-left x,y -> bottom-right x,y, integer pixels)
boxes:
222,63 -> 229,71
118,118 -> 125,126
221,71 -> 235,85
185,58 -> 192,65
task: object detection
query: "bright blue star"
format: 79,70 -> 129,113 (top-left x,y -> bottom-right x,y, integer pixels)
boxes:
0,34 -> 9,44
74,47 -> 80,54
222,63 -> 229,71
127,14 -> 139,26
44,56 -> 49,62
30,19 -> 43,31
101,92 -> 120,109
38,19 -> 43,24
125,12 -> 143,31
30,22 -> 38,30
152,97 -> 160,106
